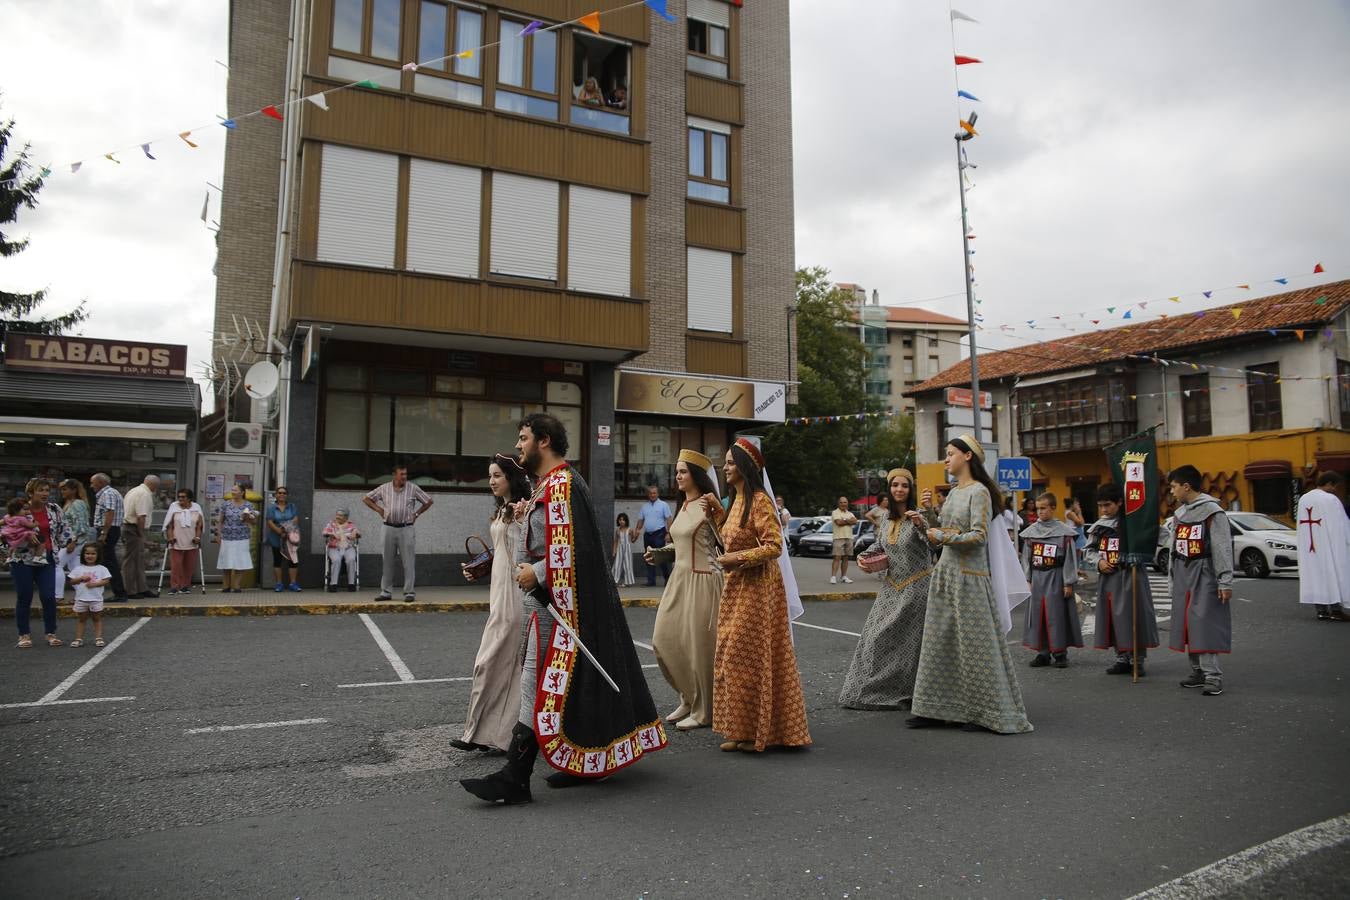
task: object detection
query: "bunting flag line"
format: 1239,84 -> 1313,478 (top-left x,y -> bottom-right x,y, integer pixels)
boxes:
580,11 -> 602,33
200,191 -> 210,223
1314,262 -> 1325,273
957,89 -> 981,101
104,153 -> 120,165
955,55 -> 982,65
261,105 -> 284,121
520,20 -> 543,37
959,119 -> 978,136
644,0 -> 676,23
70,162 -> 81,174
178,131 -> 198,148
306,93 -> 328,111
141,143 -> 156,160
220,118 -> 237,129
951,10 -> 980,24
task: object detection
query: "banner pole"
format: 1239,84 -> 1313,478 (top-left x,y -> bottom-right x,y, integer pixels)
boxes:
1131,564 -> 1139,684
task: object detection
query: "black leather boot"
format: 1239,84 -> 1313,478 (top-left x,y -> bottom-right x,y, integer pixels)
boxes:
460,723 -> 538,804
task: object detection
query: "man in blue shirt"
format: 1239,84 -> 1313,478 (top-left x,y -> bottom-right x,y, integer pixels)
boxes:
635,484 -> 673,587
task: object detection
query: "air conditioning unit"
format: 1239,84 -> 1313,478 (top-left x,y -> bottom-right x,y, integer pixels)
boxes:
224,421 -> 264,454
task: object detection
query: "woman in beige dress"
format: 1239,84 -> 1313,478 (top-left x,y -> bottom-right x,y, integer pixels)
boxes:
646,450 -> 725,731
453,454 -> 531,753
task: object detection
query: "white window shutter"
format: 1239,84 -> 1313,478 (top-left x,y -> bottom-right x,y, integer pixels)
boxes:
567,186 -> 631,297
490,173 -> 558,281
317,144 -> 398,269
688,0 -> 730,27
406,159 -> 481,278
687,247 -> 733,333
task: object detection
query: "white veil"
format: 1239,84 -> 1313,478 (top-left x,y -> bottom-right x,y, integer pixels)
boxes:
988,506 -> 1029,635
739,436 -> 803,622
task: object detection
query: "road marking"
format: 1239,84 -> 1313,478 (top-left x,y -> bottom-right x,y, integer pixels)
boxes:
1126,813 -> 1350,899
0,695 -> 136,710
794,621 -> 862,638
186,717 -> 329,735
339,676 -> 473,689
633,639 -> 654,651
358,613 -> 416,682
33,617 -> 150,706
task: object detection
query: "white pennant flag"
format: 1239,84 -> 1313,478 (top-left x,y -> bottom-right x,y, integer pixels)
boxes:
306,93 -> 329,111
201,191 -> 210,223
951,9 -> 980,24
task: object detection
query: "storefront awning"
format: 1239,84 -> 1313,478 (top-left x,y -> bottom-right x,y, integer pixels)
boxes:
0,367 -> 200,425
1314,451 -> 1350,471
0,416 -> 187,442
1243,459 -> 1292,480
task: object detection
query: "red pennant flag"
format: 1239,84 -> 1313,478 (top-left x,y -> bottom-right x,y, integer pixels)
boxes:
955,55 -> 982,65
262,105 -> 284,121
1313,262 -> 1324,273
1237,284 -> 1250,290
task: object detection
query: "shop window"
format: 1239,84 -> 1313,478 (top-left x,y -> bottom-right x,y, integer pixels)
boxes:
1180,373 -> 1211,438
496,18 -> 558,121
571,32 -> 631,134
687,118 -> 730,204
434,375 -> 485,394
613,418 -> 734,497
414,2 -> 484,105
1339,359 -> 1350,429
1246,362 -> 1282,432
686,1 -> 729,79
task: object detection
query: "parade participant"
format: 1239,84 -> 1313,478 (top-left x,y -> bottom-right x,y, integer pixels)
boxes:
453,454 -> 530,754
66,543 -> 111,648
712,438 -> 812,753
909,437 -> 1033,734
839,468 -> 935,711
1020,492 -> 1083,668
829,496 -> 857,585
646,450 -> 724,731
1086,483 -> 1158,674
1167,465 -> 1233,696
461,414 -> 664,804
363,464 -> 433,603
163,489 -> 204,595
322,509 -> 361,591
1296,472 -> 1350,621
611,513 -> 636,587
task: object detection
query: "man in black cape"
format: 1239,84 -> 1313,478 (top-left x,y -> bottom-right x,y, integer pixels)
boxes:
461,413 -> 665,805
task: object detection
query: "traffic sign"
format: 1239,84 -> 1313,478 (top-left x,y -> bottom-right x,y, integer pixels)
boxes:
997,456 -> 1032,492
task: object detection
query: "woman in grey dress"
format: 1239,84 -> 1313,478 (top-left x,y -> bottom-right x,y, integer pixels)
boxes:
840,468 -> 935,710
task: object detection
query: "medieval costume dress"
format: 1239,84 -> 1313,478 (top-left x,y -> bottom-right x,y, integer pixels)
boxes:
1168,493 -> 1234,694
457,511 -> 526,752
1085,515 -> 1158,672
1295,486 -> 1350,620
839,496 -> 935,710
1019,518 -> 1083,665
714,486 -> 812,751
910,482 -> 1033,734
461,463 -> 665,804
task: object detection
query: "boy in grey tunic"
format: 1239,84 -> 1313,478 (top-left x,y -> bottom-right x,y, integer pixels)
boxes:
1020,492 -> 1082,668
1086,483 -> 1158,676
1166,466 -> 1234,696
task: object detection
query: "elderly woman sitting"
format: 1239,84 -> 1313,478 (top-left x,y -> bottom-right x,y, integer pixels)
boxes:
322,508 -> 361,592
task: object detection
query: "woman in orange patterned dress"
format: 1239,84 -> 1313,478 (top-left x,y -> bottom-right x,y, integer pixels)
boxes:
711,438 -> 812,753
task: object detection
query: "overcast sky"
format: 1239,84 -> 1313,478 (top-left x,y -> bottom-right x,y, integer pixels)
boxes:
2,0 -> 1348,412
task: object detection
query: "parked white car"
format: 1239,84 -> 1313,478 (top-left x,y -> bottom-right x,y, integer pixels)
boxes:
1154,512 -> 1299,578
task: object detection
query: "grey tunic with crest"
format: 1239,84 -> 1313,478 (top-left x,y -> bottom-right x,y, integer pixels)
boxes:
1019,519 -> 1083,653
1085,516 -> 1159,653
1168,494 -> 1234,654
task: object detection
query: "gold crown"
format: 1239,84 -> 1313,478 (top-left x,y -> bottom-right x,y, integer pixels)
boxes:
1120,450 -> 1148,469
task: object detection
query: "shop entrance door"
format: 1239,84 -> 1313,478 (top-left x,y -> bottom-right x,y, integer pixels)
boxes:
195,453 -> 268,580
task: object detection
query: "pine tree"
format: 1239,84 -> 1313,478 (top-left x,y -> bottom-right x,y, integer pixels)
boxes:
1,104 -> 88,338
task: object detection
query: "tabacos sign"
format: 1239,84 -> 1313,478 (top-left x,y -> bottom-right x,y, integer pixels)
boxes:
615,371 -> 787,422
4,333 -> 188,378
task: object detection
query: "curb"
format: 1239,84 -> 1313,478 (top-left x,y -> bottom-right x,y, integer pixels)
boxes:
1,591 -> 875,619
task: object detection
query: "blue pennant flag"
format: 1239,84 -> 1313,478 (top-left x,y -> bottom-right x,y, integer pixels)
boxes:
957,90 -> 981,101
644,0 -> 677,22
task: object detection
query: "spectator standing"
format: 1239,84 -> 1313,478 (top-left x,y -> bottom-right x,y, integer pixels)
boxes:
829,496 -> 858,585
90,473 -> 128,602
775,496 -> 791,528
121,474 -> 161,599
163,489 -> 204,595
11,478 -> 73,648
214,484 -> 258,593
363,464 -> 433,603
57,478 -> 93,591
266,487 -> 302,593
635,484 -> 674,587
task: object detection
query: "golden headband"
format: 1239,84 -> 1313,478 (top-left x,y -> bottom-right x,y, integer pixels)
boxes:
954,434 -> 986,462
733,437 -> 765,470
678,449 -> 712,470
887,468 -> 914,485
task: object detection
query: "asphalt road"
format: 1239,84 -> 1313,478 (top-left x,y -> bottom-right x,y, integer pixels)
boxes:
1,574 -> 1346,899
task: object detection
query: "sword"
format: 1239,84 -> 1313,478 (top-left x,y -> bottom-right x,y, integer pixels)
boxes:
547,604 -> 620,693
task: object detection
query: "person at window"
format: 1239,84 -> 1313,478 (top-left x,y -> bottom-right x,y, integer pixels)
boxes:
10,478 -> 72,649
577,76 -> 604,105
163,489 -> 204,595
635,484 -> 674,587
453,453 -> 530,754
1086,483 -> 1158,675
266,487 -> 302,593
1020,492 -> 1083,668
646,450 -> 724,731
213,483 -> 258,594
57,478 -> 93,595
1296,471 -> 1350,621
611,513 -> 635,587
607,85 -> 627,109
322,508 -> 361,593
829,496 -> 857,585
90,473 -> 128,602
363,464 -> 433,603
121,474 -> 161,599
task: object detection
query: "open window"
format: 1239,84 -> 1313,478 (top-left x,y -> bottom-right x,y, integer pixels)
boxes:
687,0 -> 730,78
570,31 -> 631,135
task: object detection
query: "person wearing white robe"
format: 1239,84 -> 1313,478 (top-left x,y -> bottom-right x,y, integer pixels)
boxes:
1296,472 -> 1350,621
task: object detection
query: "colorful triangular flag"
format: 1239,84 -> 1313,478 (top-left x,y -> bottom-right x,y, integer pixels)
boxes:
644,0 -> 676,22
1202,291 -> 1212,298
457,49 -> 474,60
1168,296 -> 1180,302
220,118 -> 237,129
1315,295 -> 1329,305
141,143 -> 155,160
179,131 -> 198,148
1295,329 -> 1305,341
1231,309 -> 1242,320
580,11 -> 601,34
306,93 -> 329,111
959,119 -> 978,136
355,79 -> 381,89
70,162 -> 82,174
1237,284 -> 1250,290
955,55 -> 982,65
958,89 -> 981,101
104,153 -> 120,164
521,20 -> 543,37
1123,311 -> 1133,319
1274,277 -> 1288,284
262,105 -> 284,121
1313,262 -> 1324,273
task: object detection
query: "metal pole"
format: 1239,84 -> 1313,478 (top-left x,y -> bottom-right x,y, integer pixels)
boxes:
957,138 -> 983,445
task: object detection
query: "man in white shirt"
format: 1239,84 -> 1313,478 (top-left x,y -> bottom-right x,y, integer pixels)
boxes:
776,496 -> 791,528
121,475 -> 160,599
634,484 -> 673,587
363,464 -> 433,602
830,496 -> 857,585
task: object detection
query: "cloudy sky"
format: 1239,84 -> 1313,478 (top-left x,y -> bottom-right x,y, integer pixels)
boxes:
2,0 -> 1348,411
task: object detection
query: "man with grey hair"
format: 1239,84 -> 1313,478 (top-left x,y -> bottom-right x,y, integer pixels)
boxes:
90,473 -> 128,602
122,474 -> 161,599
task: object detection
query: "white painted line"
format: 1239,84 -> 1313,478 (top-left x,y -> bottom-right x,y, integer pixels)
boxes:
633,639 -> 654,652
1126,813 -> 1350,899
642,663 -> 659,669
186,717 -> 329,735
0,695 -> 136,710
339,676 -> 473,689
358,613 -> 416,682
35,617 -> 150,706
794,621 -> 862,638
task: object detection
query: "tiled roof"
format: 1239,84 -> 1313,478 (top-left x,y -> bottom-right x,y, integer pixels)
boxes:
885,306 -> 969,326
906,280 -> 1350,395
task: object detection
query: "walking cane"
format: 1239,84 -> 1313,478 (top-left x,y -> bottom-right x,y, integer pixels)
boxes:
156,543 -> 170,594
1131,564 -> 1139,684
195,544 -> 207,594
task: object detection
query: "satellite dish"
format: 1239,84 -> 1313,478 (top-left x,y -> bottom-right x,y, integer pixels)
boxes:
243,360 -> 279,399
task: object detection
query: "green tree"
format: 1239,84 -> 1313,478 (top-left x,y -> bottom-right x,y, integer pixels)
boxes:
1,105 -> 87,338
761,267 -> 868,514
858,413 -> 917,477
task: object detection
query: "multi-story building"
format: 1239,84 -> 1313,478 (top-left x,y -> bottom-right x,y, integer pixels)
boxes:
905,282 -> 1350,523
838,283 -> 968,412
212,0 -> 794,584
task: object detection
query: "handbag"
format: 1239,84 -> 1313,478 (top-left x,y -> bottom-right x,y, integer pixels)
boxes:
462,535 -> 493,581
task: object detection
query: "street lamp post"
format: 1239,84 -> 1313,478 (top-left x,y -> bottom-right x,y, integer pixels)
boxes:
956,112 -> 983,445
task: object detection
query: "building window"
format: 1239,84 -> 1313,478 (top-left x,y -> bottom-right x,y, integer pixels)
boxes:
490,173 -> 558,281
928,337 -> 939,348
1179,373 -> 1211,438
614,418 -> 734,497
570,31 -> 631,134
1246,362 -> 1282,432
1251,478 -> 1288,517
687,0 -> 730,78
413,2 -> 484,105
687,247 -> 733,333
567,186 -> 631,297
903,358 -> 914,375
317,145 -> 399,269
1015,376 -> 1137,453
1339,359 -> 1350,429
321,362 -> 583,489
332,0 -> 402,60
496,17 -> 559,120
928,356 -> 940,375
687,118 -> 731,203
405,159 -> 481,278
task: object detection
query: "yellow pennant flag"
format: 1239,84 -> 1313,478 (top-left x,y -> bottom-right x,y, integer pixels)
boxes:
457,49 -> 474,59
1231,308 -> 1242,320
104,153 -> 121,164
1167,296 -> 1180,302
179,131 -> 199,148
580,11 -> 601,33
